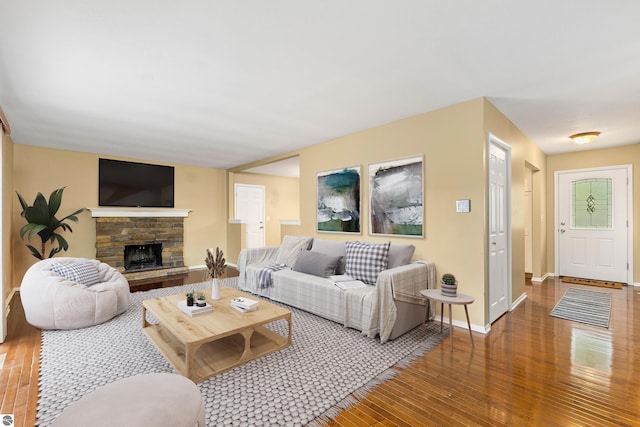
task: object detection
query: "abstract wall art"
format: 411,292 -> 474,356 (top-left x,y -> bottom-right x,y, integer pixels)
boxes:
317,166 -> 361,233
369,155 -> 423,237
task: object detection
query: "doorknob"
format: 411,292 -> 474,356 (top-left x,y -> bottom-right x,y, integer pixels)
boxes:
560,229 -> 565,233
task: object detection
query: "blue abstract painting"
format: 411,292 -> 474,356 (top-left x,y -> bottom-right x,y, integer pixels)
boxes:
317,166 -> 361,233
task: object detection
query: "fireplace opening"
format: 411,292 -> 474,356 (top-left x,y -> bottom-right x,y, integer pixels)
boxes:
124,243 -> 163,271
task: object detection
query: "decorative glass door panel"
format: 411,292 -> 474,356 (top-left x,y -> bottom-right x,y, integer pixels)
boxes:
571,178 -> 612,229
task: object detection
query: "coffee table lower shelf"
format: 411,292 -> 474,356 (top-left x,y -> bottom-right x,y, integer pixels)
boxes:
143,315 -> 291,383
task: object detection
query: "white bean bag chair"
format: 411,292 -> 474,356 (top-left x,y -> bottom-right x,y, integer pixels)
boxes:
20,257 -> 130,330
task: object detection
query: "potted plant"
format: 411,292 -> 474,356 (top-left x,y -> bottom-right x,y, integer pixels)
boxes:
205,247 -> 226,300
186,292 -> 195,307
16,187 -> 86,259
440,273 -> 458,297
196,293 -> 207,307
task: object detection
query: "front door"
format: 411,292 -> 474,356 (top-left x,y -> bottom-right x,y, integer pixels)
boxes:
489,135 -> 511,323
556,166 -> 630,283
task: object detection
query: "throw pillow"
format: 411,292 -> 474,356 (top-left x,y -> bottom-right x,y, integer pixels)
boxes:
49,260 -> 101,286
292,250 -> 342,278
345,241 -> 390,285
310,238 -> 347,274
275,235 -> 313,267
387,244 -> 416,269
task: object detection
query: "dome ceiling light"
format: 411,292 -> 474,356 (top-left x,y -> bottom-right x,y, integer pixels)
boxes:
569,131 -> 600,145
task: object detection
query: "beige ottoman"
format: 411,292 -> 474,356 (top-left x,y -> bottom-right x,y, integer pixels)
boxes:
50,373 -> 206,427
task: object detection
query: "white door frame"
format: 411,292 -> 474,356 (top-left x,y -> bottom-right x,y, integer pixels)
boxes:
487,133 -> 512,322
554,165 -> 633,284
0,131 -> 4,343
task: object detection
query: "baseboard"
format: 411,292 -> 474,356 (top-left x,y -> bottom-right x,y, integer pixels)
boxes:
431,313 -> 488,335
531,272 -> 553,284
511,292 -> 527,310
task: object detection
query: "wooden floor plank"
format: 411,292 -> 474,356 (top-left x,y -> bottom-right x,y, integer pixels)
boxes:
2,274 -> 639,426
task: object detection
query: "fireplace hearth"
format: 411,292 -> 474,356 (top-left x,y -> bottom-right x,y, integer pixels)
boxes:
124,243 -> 162,271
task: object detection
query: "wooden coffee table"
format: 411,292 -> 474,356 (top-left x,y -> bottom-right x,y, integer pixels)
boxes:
142,287 -> 291,382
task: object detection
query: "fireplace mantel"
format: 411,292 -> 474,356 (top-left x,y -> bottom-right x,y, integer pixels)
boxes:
88,207 -> 191,218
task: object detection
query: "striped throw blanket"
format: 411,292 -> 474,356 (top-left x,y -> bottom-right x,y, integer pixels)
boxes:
258,264 -> 288,289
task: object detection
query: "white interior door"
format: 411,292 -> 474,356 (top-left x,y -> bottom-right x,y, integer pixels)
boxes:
489,135 -> 511,323
556,166 -> 631,283
234,184 -> 265,249
524,167 -> 533,275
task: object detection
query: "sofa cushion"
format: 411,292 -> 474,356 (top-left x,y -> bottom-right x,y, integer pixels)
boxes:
275,235 -> 313,267
49,260 -> 101,286
387,244 -> 416,269
345,241 -> 390,285
293,250 -> 342,278
310,238 -> 347,274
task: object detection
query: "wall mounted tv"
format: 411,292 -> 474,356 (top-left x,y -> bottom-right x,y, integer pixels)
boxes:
99,158 -> 175,207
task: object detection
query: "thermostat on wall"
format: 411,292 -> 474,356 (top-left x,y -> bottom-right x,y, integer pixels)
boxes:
456,199 -> 470,213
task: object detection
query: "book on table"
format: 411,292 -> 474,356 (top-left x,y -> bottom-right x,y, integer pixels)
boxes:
230,297 -> 259,313
230,297 -> 259,309
230,303 -> 258,313
329,275 -> 367,290
177,300 -> 213,317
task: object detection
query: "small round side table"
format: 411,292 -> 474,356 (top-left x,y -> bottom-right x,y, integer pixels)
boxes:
420,289 -> 475,351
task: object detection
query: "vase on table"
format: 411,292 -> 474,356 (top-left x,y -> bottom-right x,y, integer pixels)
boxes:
211,278 -> 221,300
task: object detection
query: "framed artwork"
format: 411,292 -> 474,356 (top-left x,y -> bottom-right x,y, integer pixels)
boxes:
369,155 -> 423,237
317,166 -> 361,233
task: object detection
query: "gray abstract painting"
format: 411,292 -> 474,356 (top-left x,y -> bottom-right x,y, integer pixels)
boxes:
369,156 -> 423,236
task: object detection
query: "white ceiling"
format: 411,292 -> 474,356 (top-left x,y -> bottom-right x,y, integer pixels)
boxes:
1,1 -> 640,172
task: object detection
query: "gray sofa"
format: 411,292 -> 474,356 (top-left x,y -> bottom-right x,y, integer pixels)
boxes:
237,236 -> 436,343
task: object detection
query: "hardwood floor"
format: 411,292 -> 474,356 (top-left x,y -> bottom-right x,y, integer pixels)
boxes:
2,275 -> 639,426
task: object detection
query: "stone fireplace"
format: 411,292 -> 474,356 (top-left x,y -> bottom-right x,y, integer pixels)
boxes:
91,208 -> 191,280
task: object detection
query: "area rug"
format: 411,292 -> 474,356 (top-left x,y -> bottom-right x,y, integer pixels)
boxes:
37,278 -> 445,426
560,276 -> 623,290
549,287 -> 612,328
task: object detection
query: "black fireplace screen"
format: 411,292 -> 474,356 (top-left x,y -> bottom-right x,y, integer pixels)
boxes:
124,243 -> 162,271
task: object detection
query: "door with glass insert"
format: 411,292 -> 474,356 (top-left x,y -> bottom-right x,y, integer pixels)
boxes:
557,167 -> 629,283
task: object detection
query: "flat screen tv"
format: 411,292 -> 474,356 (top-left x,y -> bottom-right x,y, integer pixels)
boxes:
99,158 -> 175,207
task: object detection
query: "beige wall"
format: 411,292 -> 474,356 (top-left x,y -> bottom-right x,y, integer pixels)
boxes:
546,144 -> 640,283
295,99 -> 487,327
232,97 -> 547,328
3,131 -> 14,304
13,145 -> 227,285
229,172 -> 299,249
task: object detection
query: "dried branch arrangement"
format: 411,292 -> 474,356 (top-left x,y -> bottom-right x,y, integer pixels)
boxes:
205,247 -> 227,279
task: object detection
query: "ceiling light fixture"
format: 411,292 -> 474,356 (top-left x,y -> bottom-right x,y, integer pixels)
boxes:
569,131 -> 600,145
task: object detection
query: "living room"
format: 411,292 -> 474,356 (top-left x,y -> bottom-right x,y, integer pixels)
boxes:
2,2 -> 640,426
7,96 -> 543,330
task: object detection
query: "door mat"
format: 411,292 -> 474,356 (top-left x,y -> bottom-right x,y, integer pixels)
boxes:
549,287 -> 611,328
560,276 -> 623,290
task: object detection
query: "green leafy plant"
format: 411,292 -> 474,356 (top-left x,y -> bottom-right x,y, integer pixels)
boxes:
186,291 -> 194,298
197,293 -> 206,300
441,273 -> 457,285
17,187 -> 86,260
